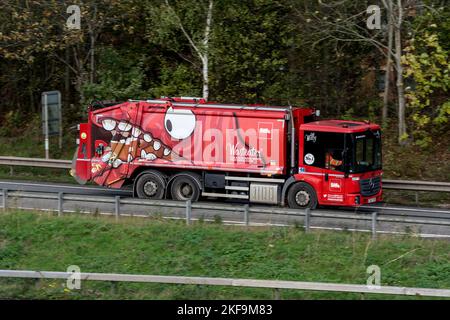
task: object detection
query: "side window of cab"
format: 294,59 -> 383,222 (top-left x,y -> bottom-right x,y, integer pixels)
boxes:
303,131 -> 345,172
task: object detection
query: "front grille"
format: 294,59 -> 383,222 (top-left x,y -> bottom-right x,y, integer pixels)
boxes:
360,176 -> 381,196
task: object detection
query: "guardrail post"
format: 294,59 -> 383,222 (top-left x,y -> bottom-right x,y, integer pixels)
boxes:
415,192 -> 419,206
115,196 -> 120,221
110,281 -> 119,295
273,288 -> 281,300
244,204 -> 249,227
9,166 -> 13,176
58,192 -> 63,216
304,208 -> 311,232
371,212 -> 377,240
2,189 -> 7,210
186,200 -> 192,225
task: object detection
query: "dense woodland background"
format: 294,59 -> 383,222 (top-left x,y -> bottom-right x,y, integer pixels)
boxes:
0,0 -> 448,153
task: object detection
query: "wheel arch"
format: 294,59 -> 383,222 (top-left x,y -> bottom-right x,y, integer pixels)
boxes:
281,177 -> 317,207
281,176 -> 297,206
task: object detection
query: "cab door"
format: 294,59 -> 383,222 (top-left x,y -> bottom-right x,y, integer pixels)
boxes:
302,130 -> 346,205
321,139 -> 347,205
322,169 -> 346,204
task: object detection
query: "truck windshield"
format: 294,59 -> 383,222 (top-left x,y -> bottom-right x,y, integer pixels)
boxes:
347,130 -> 382,173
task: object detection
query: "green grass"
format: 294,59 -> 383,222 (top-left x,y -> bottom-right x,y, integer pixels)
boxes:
0,127 -> 76,160
0,210 -> 449,299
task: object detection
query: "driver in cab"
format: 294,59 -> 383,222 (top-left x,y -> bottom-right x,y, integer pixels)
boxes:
326,150 -> 343,171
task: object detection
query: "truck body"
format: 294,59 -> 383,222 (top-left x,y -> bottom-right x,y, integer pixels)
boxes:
73,97 -> 382,208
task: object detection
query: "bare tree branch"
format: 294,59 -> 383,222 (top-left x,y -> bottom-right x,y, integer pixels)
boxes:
165,0 -> 204,61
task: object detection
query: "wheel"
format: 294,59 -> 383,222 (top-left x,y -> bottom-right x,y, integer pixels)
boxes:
135,171 -> 166,199
170,174 -> 201,202
287,182 -> 318,209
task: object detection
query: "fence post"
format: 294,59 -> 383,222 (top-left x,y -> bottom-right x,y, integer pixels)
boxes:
244,204 -> 249,227
186,200 -> 192,225
2,189 -> 7,210
115,196 -> 120,221
110,281 -> 119,295
371,212 -> 377,240
58,192 -> 63,216
304,208 -> 311,232
273,288 -> 281,300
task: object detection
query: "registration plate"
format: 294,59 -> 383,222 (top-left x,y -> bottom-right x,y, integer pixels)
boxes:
368,197 -> 376,204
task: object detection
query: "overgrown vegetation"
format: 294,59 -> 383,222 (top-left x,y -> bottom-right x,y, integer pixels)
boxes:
0,1 -> 448,148
0,210 -> 449,299
0,1 -> 448,202
403,9 -> 450,147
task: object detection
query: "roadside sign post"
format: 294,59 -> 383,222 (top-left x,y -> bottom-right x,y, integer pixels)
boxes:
43,94 -> 49,159
41,91 -> 62,159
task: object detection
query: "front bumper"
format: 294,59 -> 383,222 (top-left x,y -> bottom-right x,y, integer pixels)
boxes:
347,192 -> 383,206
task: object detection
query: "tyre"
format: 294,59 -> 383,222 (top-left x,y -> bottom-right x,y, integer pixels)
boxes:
135,171 -> 166,199
170,173 -> 201,202
287,182 -> 318,209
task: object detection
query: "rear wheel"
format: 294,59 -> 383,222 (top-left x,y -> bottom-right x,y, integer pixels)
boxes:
287,182 -> 317,209
135,171 -> 166,199
170,174 -> 201,202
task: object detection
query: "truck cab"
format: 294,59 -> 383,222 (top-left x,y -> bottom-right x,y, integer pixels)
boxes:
286,120 -> 382,208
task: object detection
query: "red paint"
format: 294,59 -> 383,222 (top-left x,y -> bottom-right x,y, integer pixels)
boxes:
73,97 -> 383,208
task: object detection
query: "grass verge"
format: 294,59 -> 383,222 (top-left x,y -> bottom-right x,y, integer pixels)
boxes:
0,210 -> 449,299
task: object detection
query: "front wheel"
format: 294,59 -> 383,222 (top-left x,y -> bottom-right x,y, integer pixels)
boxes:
287,182 -> 318,209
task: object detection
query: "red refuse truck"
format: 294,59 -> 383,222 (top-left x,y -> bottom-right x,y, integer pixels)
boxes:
72,97 -> 382,209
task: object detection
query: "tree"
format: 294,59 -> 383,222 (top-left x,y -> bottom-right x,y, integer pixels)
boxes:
210,0 -> 291,104
147,0 -> 214,100
287,0 -> 427,144
389,0 -> 407,144
0,1 -> 81,113
403,6 -> 450,147
62,1 -> 122,103
382,0 -> 394,124
0,0 -> 123,105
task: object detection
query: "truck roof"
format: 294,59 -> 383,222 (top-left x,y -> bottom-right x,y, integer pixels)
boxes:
127,98 -> 307,113
92,98 -> 316,121
301,120 -> 380,133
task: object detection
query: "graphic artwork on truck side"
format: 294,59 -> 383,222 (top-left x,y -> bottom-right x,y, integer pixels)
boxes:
89,103 -> 269,187
91,105 -> 197,187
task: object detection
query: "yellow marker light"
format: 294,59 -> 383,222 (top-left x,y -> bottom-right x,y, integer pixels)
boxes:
81,132 -> 87,139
